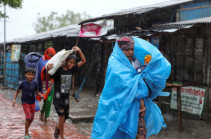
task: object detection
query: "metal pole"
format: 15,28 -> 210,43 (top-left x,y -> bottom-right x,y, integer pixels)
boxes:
3,5 -> 7,87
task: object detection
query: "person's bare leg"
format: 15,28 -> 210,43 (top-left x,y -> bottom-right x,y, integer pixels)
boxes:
44,117 -> 48,123
40,113 -> 44,121
25,120 -> 31,136
58,116 -> 65,138
140,99 -> 146,114
137,100 -> 146,139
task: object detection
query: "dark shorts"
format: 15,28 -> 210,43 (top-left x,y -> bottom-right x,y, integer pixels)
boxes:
22,103 -> 35,122
54,105 -> 69,119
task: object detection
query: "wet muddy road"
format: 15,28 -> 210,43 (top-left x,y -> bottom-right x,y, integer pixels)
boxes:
1,87 -> 211,139
0,93 -> 91,139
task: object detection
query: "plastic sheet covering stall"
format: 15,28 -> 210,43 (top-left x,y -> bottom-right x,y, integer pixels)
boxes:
6,52 -> 20,89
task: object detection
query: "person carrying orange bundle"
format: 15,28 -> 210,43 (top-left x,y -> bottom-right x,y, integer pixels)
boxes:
35,47 -> 56,122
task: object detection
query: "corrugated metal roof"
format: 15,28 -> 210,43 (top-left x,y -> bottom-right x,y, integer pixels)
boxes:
103,24 -> 194,39
151,25 -> 193,33
160,16 -> 211,26
6,20 -> 114,43
80,0 -> 193,24
7,24 -> 80,43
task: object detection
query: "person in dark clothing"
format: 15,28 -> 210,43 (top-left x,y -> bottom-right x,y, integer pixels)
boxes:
47,46 -> 86,139
12,68 -> 42,139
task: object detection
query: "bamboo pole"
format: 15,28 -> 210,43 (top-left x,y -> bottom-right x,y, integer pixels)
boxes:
72,37 -> 78,97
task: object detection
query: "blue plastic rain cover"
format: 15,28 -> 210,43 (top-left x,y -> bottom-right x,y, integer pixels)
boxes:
91,37 -> 171,139
25,52 -> 42,69
34,57 -> 50,112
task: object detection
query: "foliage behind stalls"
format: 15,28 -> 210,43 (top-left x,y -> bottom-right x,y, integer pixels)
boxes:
33,11 -> 92,33
0,0 -> 22,18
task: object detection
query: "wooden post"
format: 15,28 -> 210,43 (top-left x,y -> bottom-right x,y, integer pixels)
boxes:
72,37 -> 78,96
166,83 -> 183,132
177,86 -> 182,132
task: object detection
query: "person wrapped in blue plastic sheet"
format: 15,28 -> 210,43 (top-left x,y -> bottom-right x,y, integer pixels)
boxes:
91,37 -> 171,139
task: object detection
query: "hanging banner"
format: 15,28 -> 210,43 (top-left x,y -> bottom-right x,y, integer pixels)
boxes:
11,44 -> 21,62
170,86 -> 206,116
79,20 -> 114,37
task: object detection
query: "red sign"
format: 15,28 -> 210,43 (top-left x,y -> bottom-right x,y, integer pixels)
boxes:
79,20 -> 114,37
79,23 -> 102,37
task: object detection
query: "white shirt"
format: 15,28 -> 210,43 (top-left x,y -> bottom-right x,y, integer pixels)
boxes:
131,58 -> 142,73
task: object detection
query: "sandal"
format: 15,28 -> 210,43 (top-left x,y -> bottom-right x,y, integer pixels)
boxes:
54,124 -> 60,138
24,135 -> 30,139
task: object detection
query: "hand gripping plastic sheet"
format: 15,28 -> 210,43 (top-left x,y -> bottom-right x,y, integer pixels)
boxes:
91,37 -> 171,139
47,49 -> 74,76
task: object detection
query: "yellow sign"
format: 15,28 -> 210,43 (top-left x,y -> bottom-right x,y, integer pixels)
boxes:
11,44 -> 21,62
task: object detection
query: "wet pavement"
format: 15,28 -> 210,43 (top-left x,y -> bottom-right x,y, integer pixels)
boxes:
1,87 -> 211,139
149,113 -> 211,139
0,88 -> 91,139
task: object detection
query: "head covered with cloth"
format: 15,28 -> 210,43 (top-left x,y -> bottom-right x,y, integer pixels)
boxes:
34,47 -> 56,112
117,36 -> 135,50
91,37 -> 171,139
43,47 -> 56,60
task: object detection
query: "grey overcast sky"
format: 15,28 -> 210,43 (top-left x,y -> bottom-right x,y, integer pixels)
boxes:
0,0 -> 169,42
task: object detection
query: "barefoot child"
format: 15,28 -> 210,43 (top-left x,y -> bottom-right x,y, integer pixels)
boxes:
12,68 -> 42,139
47,46 -> 86,139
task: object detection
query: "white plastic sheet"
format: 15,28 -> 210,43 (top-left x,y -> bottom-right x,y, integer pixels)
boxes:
46,49 -> 74,75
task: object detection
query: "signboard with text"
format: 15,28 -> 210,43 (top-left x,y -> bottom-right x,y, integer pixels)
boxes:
79,20 -> 113,37
170,86 -> 206,116
11,44 -> 21,62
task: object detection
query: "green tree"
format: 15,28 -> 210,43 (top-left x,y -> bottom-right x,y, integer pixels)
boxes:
0,0 -> 23,17
33,10 -> 92,33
